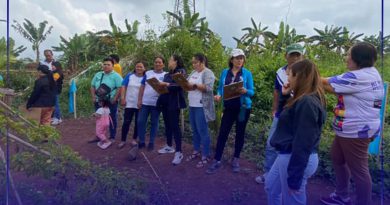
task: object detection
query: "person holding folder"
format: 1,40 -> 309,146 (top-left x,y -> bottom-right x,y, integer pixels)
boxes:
185,53 -> 216,168
156,54 -> 187,165
206,48 -> 254,174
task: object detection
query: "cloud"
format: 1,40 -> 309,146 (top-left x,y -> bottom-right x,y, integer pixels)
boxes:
0,0 -> 388,59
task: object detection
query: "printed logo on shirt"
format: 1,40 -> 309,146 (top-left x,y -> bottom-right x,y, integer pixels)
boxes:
371,81 -> 383,91
333,95 -> 345,131
374,99 -> 382,109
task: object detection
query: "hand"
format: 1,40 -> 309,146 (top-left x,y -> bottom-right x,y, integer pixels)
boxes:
272,110 -> 276,117
288,188 -> 301,195
282,83 -> 291,95
137,101 -> 142,109
239,87 -> 247,94
120,98 -> 126,106
159,82 -> 169,87
214,95 -> 221,102
110,99 -> 118,105
92,96 -> 96,104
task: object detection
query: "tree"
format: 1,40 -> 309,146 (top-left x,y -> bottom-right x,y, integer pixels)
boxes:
363,32 -> 390,54
309,25 -> 347,50
12,19 -> 53,62
263,21 -> 306,53
0,37 -> 27,69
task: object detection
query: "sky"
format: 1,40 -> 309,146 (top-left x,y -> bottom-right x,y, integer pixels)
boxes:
0,0 -> 388,59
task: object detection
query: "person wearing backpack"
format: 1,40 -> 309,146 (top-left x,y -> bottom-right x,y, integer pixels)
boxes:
90,57 -> 123,143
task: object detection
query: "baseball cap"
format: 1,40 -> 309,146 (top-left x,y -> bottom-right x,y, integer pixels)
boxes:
231,48 -> 245,57
286,43 -> 304,55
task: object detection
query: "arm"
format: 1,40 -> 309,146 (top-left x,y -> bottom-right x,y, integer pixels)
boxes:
199,69 -> 215,93
137,85 -> 145,109
243,71 -> 255,97
287,97 -> 322,190
271,89 -> 279,116
167,69 -> 187,92
215,70 -> 225,102
321,77 -> 335,93
90,74 -> 97,103
120,86 -> 127,106
26,80 -> 42,109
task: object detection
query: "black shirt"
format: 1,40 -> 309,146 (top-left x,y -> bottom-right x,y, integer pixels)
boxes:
270,94 -> 326,190
223,68 -> 242,108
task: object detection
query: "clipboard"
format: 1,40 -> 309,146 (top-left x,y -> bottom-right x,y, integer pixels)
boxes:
223,81 -> 243,100
171,73 -> 191,91
18,105 -> 41,123
146,77 -> 168,94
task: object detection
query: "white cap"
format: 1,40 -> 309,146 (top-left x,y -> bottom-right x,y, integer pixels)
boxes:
231,48 -> 245,57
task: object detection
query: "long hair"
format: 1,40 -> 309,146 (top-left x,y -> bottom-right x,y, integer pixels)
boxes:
286,59 -> 326,108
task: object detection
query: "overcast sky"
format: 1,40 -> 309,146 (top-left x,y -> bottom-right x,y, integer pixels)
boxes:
0,0 -> 388,59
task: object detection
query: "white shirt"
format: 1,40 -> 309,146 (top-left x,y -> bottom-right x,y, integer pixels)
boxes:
96,107 -> 110,116
329,67 -> 384,138
125,74 -> 143,108
40,60 -> 54,71
141,70 -> 166,106
188,70 -> 204,107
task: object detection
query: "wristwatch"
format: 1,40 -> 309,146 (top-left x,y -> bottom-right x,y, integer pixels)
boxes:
192,84 -> 198,90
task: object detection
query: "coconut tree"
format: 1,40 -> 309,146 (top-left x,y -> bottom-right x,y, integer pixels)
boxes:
12,19 -> 53,62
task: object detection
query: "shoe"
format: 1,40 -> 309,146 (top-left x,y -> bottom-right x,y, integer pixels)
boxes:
320,192 -> 352,205
206,160 -> 222,174
147,143 -> 154,151
232,157 -> 240,173
158,145 -> 175,154
110,138 -> 115,143
117,141 -> 126,149
138,142 -> 145,149
172,152 -> 183,165
51,118 -> 62,125
98,141 -> 112,149
255,173 -> 267,184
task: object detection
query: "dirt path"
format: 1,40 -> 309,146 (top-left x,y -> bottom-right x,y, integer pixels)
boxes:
55,117 -> 380,205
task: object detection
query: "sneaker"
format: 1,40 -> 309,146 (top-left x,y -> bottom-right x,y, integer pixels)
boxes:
206,160 -> 222,174
158,145 -> 175,154
98,141 -> 112,149
109,138 -> 115,143
232,157 -> 240,173
51,118 -> 62,125
147,143 -> 154,151
138,142 -> 145,149
255,173 -> 267,184
172,152 -> 183,165
117,141 -> 126,149
320,192 -> 352,205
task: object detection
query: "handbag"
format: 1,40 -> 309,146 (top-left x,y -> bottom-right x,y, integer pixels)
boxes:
95,73 -> 112,100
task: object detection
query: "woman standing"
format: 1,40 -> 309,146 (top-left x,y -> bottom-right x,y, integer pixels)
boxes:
157,54 -> 187,165
26,65 -> 56,125
206,48 -> 254,174
265,59 -> 326,205
137,56 -> 167,150
186,53 -> 216,168
118,61 -> 146,149
320,42 -> 383,205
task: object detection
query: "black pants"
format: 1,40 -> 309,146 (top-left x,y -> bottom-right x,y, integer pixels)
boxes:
161,108 -> 182,152
121,108 -> 139,142
214,107 -> 251,161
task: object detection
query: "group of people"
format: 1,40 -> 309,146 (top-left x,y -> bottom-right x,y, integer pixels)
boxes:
27,41 -> 383,205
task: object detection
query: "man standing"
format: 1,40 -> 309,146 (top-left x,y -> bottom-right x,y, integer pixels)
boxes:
41,49 -> 64,125
255,43 -> 304,183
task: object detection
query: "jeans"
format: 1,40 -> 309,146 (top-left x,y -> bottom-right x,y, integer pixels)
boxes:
94,102 -> 118,139
53,94 -> 62,119
137,105 -> 160,144
161,108 -> 182,152
214,107 -> 251,161
265,153 -> 318,205
121,108 -> 138,142
189,107 -> 211,156
263,117 -> 279,172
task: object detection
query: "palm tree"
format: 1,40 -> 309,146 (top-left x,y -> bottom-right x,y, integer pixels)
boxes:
52,34 -> 88,71
309,25 -> 347,50
264,21 -> 306,53
12,19 -> 53,62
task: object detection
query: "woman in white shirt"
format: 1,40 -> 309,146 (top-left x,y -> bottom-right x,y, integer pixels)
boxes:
118,61 -> 146,149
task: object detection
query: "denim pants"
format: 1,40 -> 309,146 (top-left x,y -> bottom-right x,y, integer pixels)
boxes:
94,102 -> 118,139
137,105 -> 160,144
263,117 -> 279,173
189,107 -> 211,157
53,94 -> 62,119
265,153 -> 318,205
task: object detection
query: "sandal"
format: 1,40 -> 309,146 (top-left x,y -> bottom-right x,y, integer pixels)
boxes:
196,157 -> 210,168
186,151 -> 200,161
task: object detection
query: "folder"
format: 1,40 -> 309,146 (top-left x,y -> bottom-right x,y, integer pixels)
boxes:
171,73 -> 192,91
146,77 -> 168,94
223,81 -> 243,100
